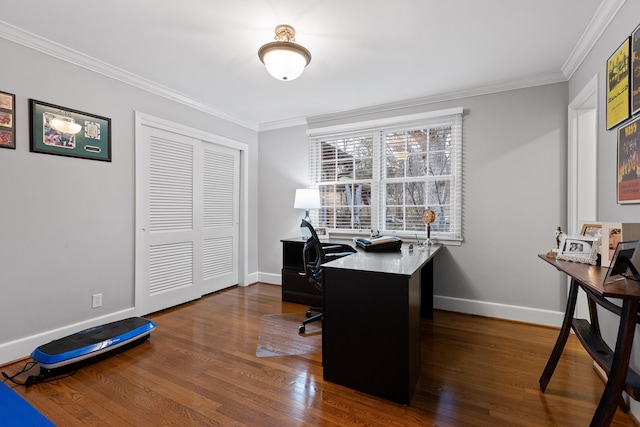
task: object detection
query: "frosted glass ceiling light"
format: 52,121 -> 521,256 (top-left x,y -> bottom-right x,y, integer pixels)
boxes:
258,24 -> 311,81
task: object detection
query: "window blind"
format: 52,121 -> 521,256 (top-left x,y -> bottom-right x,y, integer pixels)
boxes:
307,108 -> 463,241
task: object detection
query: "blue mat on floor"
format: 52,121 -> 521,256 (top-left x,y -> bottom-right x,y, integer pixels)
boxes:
0,382 -> 55,426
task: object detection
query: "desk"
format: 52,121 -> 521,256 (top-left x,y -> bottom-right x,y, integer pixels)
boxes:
538,255 -> 640,427
322,243 -> 442,404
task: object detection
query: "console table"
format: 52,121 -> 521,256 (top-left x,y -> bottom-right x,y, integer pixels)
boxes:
539,254 -> 640,427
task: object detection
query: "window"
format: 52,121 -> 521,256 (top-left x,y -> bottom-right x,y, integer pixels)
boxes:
307,107 -> 462,241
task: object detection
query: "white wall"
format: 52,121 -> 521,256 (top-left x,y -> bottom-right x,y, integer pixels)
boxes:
0,37 -> 258,364
257,83 -> 568,326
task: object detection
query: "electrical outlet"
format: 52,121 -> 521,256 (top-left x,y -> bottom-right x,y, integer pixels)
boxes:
92,293 -> 102,308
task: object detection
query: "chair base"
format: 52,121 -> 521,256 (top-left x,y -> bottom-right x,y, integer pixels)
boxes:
299,308 -> 322,334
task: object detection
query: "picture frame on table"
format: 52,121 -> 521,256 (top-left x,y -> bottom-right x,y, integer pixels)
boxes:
315,226 -> 329,241
580,223 -> 602,239
29,99 -> 112,162
0,90 -> 16,149
557,234 -> 601,265
603,240 -> 640,284
607,37 -> 631,130
617,116 -> 640,204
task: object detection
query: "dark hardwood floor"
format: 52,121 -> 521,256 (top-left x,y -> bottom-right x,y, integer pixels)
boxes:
1,283 -> 636,426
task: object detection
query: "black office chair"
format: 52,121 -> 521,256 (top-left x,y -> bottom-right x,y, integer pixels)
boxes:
298,219 -> 356,333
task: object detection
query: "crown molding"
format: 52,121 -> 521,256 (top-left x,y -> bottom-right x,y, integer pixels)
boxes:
306,71 -> 567,126
0,20 -> 258,131
562,0 -> 627,79
258,116 -> 308,132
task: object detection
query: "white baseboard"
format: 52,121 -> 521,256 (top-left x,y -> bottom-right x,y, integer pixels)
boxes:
0,308 -> 136,367
434,295 -> 564,327
258,272 -> 281,285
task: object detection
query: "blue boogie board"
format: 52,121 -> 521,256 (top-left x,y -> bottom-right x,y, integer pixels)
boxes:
32,317 -> 156,370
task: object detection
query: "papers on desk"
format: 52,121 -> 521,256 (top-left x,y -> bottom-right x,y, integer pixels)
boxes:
354,236 -> 402,251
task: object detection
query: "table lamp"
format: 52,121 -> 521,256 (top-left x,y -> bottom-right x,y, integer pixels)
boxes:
294,188 -> 320,223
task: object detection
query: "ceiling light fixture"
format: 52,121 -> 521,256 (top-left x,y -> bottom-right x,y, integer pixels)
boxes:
258,24 -> 311,81
49,114 -> 82,135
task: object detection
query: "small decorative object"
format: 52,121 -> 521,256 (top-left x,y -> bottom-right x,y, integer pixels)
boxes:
607,37 -> 631,130
555,226 -> 564,249
29,99 -> 111,161
0,90 -> 15,149
617,116 -> 640,204
557,234 -> 601,265
422,208 -> 436,245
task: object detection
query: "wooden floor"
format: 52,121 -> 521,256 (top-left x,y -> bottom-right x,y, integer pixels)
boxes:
1,283 -> 636,426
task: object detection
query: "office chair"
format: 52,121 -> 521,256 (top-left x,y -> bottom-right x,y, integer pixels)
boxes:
298,219 -> 356,333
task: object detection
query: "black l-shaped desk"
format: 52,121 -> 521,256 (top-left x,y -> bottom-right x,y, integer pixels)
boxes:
321,243 -> 442,404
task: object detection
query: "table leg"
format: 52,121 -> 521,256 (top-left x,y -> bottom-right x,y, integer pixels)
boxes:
590,298 -> 639,427
539,279 -> 579,392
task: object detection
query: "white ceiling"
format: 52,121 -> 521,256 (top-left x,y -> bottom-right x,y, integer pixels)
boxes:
0,0 -> 611,129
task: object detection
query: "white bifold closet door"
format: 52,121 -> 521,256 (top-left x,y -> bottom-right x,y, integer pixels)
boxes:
136,123 -> 239,315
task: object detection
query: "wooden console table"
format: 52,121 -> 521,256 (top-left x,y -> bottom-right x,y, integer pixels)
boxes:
539,254 -> 640,427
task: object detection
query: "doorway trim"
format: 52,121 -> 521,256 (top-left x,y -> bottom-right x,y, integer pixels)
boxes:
567,74 -> 598,318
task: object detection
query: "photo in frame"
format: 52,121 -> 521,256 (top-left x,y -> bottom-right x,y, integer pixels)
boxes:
580,223 -> 602,239
0,90 -> 16,149
603,240 -> 640,284
632,25 -> 640,115
557,234 -> 600,265
617,116 -> 640,203
315,226 -> 329,241
29,99 -> 111,161
607,37 -> 631,130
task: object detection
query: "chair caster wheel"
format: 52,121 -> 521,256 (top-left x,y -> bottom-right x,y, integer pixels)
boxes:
305,311 -> 312,318
299,325 -> 306,334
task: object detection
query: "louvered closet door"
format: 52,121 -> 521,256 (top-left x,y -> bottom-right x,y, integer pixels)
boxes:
201,142 -> 239,294
137,125 -> 239,315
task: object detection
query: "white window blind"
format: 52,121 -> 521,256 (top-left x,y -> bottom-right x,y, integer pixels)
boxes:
307,107 -> 462,241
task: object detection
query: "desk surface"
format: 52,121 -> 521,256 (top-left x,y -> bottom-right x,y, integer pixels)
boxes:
324,243 -> 442,276
538,254 -> 640,298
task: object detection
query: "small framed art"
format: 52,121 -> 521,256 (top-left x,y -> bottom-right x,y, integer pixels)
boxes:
607,37 -> 631,130
29,99 -> 111,161
603,240 -> 640,284
557,234 -> 600,265
0,90 -> 15,149
580,223 -> 602,239
617,116 -> 640,204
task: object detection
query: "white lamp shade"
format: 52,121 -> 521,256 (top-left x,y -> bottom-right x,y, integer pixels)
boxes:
294,189 -> 320,209
262,48 -> 308,81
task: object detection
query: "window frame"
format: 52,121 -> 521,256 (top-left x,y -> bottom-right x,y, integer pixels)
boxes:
306,107 -> 463,243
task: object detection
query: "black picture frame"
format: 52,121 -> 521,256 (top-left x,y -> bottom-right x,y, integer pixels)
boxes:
617,116 -> 640,204
29,99 -> 111,162
607,37 -> 631,130
603,240 -> 640,284
0,90 -> 16,149
632,24 -> 640,115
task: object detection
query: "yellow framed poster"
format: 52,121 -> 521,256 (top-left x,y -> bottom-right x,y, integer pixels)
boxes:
607,37 -> 631,130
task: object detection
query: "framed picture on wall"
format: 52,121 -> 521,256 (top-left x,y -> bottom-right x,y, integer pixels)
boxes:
632,25 -> 640,115
0,90 -> 15,149
617,116 -> 640,204
607,37 -> 631,130
29,99 -> 112,162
